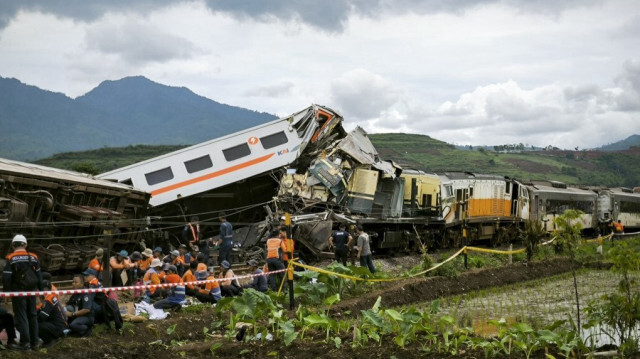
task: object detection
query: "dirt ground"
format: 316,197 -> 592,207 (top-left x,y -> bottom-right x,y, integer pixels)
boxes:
0,257 -> 618,359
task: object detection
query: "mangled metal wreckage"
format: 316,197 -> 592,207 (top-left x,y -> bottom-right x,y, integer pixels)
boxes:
98,104 -> 435,261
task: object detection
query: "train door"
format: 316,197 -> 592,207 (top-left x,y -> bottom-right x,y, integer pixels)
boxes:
510,181 -> 518,217
455,188 -> 469,221
519,185 -> 530,220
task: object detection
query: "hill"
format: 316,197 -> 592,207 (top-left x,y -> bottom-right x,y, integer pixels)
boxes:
34,133 -> 640,188
597,134 -> 640,151
0,76 -> 277,161
368,133 -> 640,187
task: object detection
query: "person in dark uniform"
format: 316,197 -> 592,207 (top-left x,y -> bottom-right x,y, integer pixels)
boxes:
3,234 -> 43,350
37,280 -> 68,346
328,224 -> 353,266
217,212 -> 234,265
65,274 -> 95,337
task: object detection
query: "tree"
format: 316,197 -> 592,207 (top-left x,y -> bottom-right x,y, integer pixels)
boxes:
520,219 -> 546,261
553,209 -> 584,334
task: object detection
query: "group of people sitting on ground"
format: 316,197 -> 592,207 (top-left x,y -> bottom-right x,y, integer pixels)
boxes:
1,233 -> 273,351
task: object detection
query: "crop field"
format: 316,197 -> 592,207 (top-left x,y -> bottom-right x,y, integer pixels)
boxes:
435,270 -> 640,344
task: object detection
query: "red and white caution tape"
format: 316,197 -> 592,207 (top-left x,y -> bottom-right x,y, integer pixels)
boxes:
0,268 -> 287,298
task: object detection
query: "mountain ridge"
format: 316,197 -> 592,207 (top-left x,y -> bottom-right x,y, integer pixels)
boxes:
2,75 -> 639,161
0,75 -> 277,160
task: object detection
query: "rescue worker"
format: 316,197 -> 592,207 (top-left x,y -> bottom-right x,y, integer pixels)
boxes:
143,259 -> 166,300
153,247 -> 164,260
109,250 -> 130,287
328,223 -> 353,266
218,260 -> 241,297
37,280 -> 68,346
611,219 -> 624,233
217,212 -> 233,265
194,263 -> 222,304
129,251 -> 143,281
181,261 -> 199,296
168,249 -> 186,276
153,265 -> 185,310
88,248 -> 104,280
183,216 -> 201,249
138,248 -> 154,276
178,244 -> 189,272
66,274 -> 94,337
265,229 -> 286,291
187,245 -> 199,265
356,225 -> 376,273
3,234 -> 43,350
242,259 -> 268,293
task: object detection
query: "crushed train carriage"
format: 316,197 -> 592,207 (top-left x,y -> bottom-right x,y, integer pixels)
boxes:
0,158 -> 149,275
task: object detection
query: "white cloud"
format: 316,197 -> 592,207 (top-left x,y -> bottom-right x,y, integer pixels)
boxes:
330,69 -> 402,120
0,0 -> 639,149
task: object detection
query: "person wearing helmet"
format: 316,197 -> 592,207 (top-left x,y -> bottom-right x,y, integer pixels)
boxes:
3,234 -> 44,350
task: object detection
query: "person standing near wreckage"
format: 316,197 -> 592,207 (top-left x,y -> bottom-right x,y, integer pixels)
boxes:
217,212 -> 233,265
329,223 -> 353,266
3,234 -> 44,350
356,225 -> 376,274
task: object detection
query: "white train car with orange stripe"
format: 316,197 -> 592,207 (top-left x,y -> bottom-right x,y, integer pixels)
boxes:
98,105 -> 342,207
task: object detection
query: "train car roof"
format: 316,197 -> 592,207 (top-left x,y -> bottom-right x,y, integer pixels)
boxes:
439,172 -> 505,181
400,169 -> 438,177
529,182 -> 596,197
605,187 -> 640,201
0,157 -> 147,194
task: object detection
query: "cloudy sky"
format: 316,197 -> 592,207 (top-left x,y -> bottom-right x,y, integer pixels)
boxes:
1,0 -> 639,149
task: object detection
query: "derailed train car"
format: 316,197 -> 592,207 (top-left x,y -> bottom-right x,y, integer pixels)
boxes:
0,158 -> 149,274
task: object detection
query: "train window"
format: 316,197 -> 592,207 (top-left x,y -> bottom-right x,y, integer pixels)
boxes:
546,199 -> 594,214
145,167 -> 174,186
184,155 -> 213,174
469,187 -> 474,197
620,201 -> 640,213
505,183 -> 511,194
223,143 -> 251,161
260,131 -> 288,149
424,194 -> 432,208
444,185 -> 453,197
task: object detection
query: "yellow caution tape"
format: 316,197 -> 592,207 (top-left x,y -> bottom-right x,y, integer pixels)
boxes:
464,246 -> 526,255
286,234 -> 615,285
